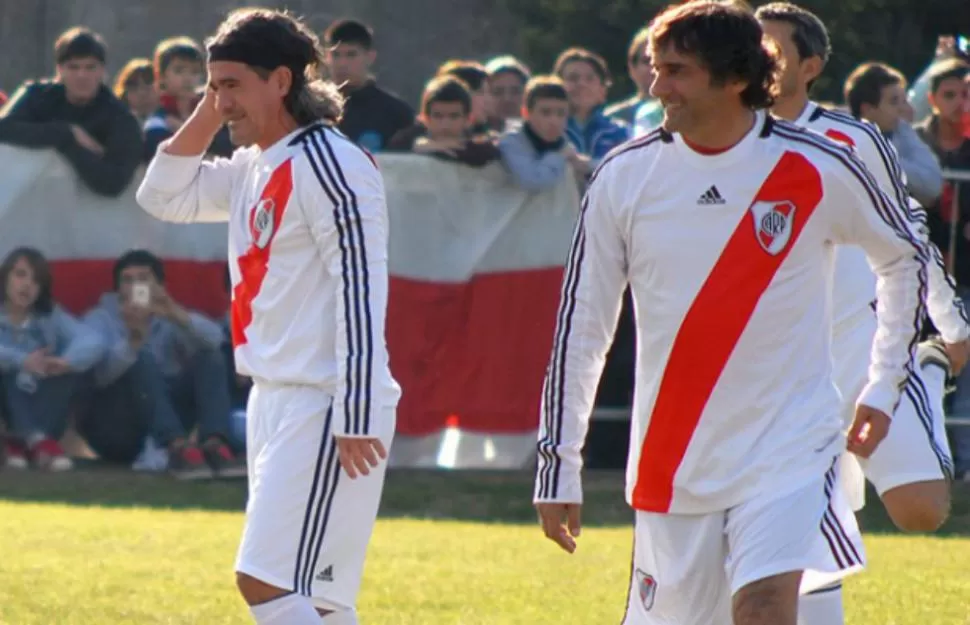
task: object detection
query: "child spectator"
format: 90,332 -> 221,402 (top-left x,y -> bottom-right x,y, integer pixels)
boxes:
485,55 -> 531,133
499,75 -> 586,190
0,247 -> 104,471
392,75 -> 500,168
843,61 -> 943,209
143,37 -> 232,161
323,18 -> 414,153
553,47 -> 630,169
113,58 -> 157,129
0,27 -> 143,197
79,250 -> 243,480
606,26 -> 663,134
437,60 -> 492,135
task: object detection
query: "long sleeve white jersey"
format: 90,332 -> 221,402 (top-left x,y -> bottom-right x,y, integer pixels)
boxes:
534,111 -> 928,514
136,123 -> 400,438
795,102 -> 969,344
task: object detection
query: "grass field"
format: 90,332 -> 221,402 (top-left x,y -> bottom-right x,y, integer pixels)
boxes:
0,467 -> 968,624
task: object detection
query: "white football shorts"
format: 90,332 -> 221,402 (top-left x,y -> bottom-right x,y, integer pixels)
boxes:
621,460 -> 864,625
235,381 -> 395,612
834,325 -> 952,510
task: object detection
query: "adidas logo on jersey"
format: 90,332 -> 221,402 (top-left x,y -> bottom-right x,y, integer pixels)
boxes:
697,185 -> 726,205
316,565 -> 334,582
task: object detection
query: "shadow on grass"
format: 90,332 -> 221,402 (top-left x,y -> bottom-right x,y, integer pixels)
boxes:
0,462 -> 968,535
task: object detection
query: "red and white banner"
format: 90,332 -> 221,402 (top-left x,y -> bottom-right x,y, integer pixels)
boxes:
0,147 -> 581,468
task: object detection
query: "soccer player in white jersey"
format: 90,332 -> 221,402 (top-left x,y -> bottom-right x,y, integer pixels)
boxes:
135,9 -> 398,625
757,4 -> 969,623
533,2 -> 929,624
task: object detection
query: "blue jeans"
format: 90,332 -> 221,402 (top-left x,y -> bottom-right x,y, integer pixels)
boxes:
78,348 -> 232,464
0,372 -> 79,441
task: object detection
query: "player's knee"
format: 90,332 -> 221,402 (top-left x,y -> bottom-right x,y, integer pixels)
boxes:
883,482 -> 950,532
235,572 -> 291,606
733,572 -> 801,625
889,499 -> 950,532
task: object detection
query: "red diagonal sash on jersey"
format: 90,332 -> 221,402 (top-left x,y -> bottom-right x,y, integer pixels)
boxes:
631,152 -> 824,512
231,159 -> 294,348
824,129 -> 855,148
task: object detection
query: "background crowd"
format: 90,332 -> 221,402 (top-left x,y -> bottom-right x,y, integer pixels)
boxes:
0,12 -> 969,481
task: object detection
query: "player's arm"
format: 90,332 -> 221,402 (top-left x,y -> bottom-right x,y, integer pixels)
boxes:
854,124 -> 970,355
135,88 -> 235,224
828,148 -> 929,457
534,164 -> 628,552
298,141 -> 392,477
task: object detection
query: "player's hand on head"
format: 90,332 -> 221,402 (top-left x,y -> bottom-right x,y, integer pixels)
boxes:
335,436 -> 387,479
535,502 -> 582,554
848,404 -> 890,458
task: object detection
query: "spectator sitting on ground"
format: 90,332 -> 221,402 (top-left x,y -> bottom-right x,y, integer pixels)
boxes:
606,26 -> 663,135
113,58 -> 157,129
499,75 -> 587,190
553,47 -> 629,169
0,247 -> 104,472
220,264 -> 250,422
484,55 -> 531,133
323,18 -> 414,153
79,250 -> 243,480
395,75 -> 501,168
844,61 -> 944,208
0,27 -> 142,197
143,36 -> 233,161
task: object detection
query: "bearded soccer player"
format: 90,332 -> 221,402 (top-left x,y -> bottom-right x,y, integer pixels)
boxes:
533,2 -> 929,625
757,3 -> 967,623
136,9 -> 398,625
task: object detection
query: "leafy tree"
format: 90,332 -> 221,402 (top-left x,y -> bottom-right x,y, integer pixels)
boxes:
500,0 -> 970,104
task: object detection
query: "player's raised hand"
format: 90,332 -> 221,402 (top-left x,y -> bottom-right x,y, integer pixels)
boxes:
536,502 -> 582,554
848,404 -> 891,458
335,436 -> 387,479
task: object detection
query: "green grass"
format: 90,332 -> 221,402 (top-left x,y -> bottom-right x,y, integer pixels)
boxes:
0,468 -> 968,624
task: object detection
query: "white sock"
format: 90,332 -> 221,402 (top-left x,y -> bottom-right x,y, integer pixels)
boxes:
321,610 -> 358,625
921,364 -> 948,428
249,593 -> 320,625
921,362 -> 956,472
797,584 -> 844,625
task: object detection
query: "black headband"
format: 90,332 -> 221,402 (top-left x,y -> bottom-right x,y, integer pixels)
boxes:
207,40 -> 304,75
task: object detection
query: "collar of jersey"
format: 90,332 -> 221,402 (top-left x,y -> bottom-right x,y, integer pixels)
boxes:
794,101 -> 818,127
256,126 -> 312,165
670,109 -> 765,168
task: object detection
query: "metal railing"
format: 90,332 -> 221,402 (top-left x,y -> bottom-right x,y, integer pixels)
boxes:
942,168 -> 970,428
943,168 -> 970,276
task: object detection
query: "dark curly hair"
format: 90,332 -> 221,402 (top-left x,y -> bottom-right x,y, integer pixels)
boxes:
649,0 -> 780,110
207,8 -> 343,125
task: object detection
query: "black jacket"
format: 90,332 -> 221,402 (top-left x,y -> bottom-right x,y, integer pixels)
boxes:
0,80 -> 143,197
337,81 -> 414,153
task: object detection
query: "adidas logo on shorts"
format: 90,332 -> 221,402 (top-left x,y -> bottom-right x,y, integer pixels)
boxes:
316,565 -> 334,582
